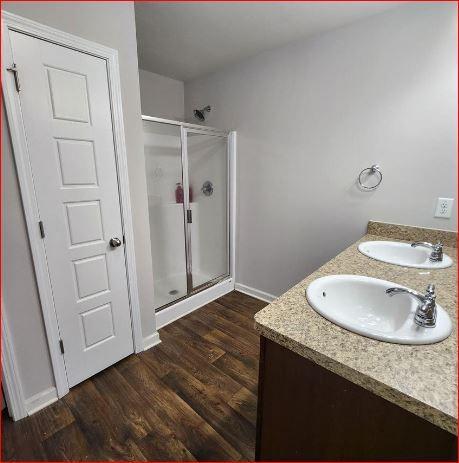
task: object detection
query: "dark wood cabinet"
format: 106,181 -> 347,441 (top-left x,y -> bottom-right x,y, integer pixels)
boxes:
256,337 -> 457,461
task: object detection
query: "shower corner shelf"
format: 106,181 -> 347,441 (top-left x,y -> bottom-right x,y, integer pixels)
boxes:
167,201 -> 197,205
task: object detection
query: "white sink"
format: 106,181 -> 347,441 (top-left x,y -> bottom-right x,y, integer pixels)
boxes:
358,241 -> 452,269
306,275 -> 452,344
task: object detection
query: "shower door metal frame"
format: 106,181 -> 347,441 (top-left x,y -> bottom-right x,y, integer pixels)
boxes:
181,127 -> 231,295
180,126 -> 193,293
142,115 -> 234,314
142,115 -> 227,135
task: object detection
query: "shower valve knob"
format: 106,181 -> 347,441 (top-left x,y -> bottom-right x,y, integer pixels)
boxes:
201,181 -> 214,196
109,237 -> 122,248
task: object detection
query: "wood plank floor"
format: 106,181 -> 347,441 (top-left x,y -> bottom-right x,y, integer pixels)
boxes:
2,291 -> 267,461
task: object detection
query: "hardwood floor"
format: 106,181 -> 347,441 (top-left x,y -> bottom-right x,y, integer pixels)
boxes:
2,291 -> 267,461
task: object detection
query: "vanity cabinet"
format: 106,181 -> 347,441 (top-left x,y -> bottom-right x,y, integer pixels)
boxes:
255,337 -> 457,461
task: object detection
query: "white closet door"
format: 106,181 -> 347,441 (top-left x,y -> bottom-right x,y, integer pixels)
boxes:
9,31 -> 134,387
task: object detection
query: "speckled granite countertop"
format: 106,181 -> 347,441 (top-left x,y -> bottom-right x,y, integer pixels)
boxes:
254,222 -> 457,435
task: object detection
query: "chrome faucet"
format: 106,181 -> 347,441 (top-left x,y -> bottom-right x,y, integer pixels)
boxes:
411,241 -> 443,262
385,284 -> 437,328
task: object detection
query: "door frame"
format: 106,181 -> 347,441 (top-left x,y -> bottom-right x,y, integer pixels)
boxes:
1,11 -> 144,404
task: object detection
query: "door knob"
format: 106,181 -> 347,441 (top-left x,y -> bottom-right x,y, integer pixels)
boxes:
109,237 -> 122,248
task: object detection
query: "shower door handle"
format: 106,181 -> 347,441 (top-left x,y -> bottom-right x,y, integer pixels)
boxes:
109,237 -> 122,248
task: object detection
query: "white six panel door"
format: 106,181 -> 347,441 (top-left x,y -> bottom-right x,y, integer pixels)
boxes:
9,31 -> 134,387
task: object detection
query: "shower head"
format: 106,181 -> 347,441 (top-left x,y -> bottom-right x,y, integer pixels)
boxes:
193,105 -> 211,121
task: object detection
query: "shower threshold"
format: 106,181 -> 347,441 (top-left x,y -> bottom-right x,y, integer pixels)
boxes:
154,273 -> 230,313
154,275 -> 234,329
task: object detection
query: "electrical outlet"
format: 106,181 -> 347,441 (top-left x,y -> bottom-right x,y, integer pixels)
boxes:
434,198 -> 454,219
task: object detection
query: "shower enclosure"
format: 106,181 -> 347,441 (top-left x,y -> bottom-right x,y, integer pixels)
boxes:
142,116 -> 234,315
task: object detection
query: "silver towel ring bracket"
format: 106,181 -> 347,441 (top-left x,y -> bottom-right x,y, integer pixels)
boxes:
358,164 -> 382,191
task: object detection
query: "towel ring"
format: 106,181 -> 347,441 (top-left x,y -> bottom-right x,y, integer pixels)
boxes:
358,165 -> 382,191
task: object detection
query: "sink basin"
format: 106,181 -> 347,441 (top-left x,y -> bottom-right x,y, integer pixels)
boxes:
358,241 -> 452,269
306,275 -> 452,344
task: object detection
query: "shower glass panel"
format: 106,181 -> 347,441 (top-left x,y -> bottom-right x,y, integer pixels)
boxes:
185,130 -> 229,290
143,121 -> 188,310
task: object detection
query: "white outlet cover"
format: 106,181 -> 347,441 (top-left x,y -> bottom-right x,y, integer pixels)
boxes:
434,197 -> 454,218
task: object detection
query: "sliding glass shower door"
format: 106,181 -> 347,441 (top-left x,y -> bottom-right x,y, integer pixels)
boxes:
143,118 -> 229,311
184,129 -> 229,291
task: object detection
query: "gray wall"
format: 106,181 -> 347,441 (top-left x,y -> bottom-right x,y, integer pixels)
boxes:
185,2 -> 458,297
2,1 -> 157,401
139,69 -> 185,120
2,105 -> 55,399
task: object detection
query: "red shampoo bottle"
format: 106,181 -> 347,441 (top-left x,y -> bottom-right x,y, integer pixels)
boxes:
175,183 -> 184,203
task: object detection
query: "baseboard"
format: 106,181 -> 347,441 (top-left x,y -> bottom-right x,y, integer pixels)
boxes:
234,283 -> 276,303
143,331 -> 161,351
156,278 -> 235,329
25,386 -> 58,416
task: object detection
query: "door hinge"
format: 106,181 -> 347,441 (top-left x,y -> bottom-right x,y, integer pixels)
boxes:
187,209 -> 192,223
38,221 -> 45,238
59,339 -> 65,354
7,63 -> 21,92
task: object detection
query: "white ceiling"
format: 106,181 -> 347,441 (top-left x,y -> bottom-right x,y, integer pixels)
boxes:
135,2 -> 404,82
